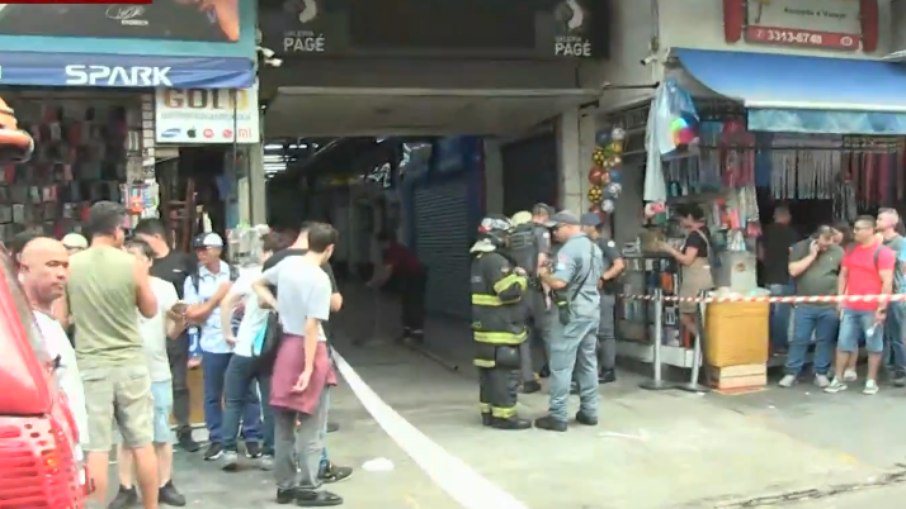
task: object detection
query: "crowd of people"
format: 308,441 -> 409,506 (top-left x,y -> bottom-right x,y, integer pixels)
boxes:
7,201 -> 354,508
676,203 -> 906,395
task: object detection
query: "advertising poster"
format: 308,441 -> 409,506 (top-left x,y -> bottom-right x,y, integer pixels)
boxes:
155,87 -> 260,144
0,2 -> 239,42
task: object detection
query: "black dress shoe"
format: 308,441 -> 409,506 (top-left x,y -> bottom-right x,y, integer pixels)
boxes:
481,413 -> 492,426
599,369 -> 616,384
277,488 -> 298,505
176,431 -> 200,453
159,481 -> 187,507
575,411 -> 598,426
534,415 -> 568,432
521,380 -> 542,394
107,485 -> 137,509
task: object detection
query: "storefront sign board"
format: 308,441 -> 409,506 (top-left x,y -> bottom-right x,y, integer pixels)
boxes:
742,0 -> 863,51
155,87 -> 260,144
0,51 -> 253,89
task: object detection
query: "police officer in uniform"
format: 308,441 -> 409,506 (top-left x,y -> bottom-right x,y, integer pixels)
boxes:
470,215 -> 532,431
580,213 -> 625,384
535,211 -> 603,432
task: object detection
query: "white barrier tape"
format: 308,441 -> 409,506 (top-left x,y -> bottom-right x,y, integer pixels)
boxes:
332,350 -> 530,509
620,293 -> 906,304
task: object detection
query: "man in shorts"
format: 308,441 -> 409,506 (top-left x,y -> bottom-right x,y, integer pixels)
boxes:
109,239 -> 188,508
826,216 -> 895,395
67,202 -> 159,508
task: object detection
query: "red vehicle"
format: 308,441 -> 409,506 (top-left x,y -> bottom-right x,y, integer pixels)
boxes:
0,98 -> 85,508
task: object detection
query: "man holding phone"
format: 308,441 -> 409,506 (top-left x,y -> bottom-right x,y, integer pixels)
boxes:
779,226 -> 843,389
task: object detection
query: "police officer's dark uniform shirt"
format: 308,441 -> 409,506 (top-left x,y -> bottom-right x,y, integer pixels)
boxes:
151,251 -> 195,300
596,237 -> 622,294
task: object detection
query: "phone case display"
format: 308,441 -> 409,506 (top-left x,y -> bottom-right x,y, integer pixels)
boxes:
121,180 -> 160,229
618,255 -> 680,345
0,98 -> 141,243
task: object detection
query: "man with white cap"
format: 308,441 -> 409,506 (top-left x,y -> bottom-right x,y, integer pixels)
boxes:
61,232 -> 88,254
182,232 -> 260,462
535,210 -> 603,432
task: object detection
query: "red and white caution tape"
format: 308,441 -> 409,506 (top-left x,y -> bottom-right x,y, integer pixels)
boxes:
619,293 -> 906,305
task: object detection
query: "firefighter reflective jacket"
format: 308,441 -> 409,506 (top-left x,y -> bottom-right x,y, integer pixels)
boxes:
471,251 -> 528,368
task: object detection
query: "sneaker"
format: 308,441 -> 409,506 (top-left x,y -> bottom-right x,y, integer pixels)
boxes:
777,374 -> 797,388
824,380 -> 848,394
245,442 -> 262,459
221,450 -> 240,471
319,462 -> 353,483
598,369 -> 616,384
814,374 -> 831,388
107,485 -> 138,509
176,431 -> 200,453
533,415 -> 568,432
259,454 -> 274,471
843,369 -> 858,382
203,442 -> 224,461
575,411 -> 598,426
893,374 -> 906,387
276,487 -> 298,505
158,481 -> 186,507
863,380 -> 880,395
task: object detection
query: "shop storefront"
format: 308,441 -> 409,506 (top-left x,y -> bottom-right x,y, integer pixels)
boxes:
613,47 -> 906,389
0,2 -> 256,245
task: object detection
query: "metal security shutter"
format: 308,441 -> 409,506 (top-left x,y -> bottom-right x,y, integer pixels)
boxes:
501,133 -> 558,214
414,176 -> 470,319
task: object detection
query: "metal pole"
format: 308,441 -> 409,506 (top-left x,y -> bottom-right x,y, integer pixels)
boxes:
677,290 -> 711,393
640,288 -> 673,390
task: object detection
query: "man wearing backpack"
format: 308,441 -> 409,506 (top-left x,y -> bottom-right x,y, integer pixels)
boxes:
826,216 -> 895,395
183,233 -> 263,461
877,208 -> 906,387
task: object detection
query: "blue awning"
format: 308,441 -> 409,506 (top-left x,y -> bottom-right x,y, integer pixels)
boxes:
0,51 -> 254,89
674,48 -> 906,135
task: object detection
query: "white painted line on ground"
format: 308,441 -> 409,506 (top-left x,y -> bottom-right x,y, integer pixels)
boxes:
333,350 -> 530,509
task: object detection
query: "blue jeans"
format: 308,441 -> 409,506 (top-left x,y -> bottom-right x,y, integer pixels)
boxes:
838,309 -> 884,353
785,305 -> 838,376
768,284 -> 794,351
547,311 -> 599,423
884,303 -> 906,377
319,391 -> 330,476
221,354 -> 269,453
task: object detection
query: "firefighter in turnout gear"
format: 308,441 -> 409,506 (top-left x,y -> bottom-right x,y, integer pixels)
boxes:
471,215 -> 532,430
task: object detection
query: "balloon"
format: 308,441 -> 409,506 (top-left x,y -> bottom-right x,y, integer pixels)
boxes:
587,185 -> 603,204
602,199 -> 616,213
604,183 -> 622,199
611,127 -> 627,141
595,130 -> 611,146
601,171 -> 611,185
588,166 -> 605,185
608,169 -> 622,183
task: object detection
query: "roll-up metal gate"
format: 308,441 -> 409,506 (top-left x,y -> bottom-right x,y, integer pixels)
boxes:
501,133 -> 558,214
413,176 -> 471,319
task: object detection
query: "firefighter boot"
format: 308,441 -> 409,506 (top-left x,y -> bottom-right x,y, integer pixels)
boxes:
490,415 -> 532,430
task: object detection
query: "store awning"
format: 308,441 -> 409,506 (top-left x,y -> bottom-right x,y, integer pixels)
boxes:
0,51 -> 254,89
674,48 -> 906,135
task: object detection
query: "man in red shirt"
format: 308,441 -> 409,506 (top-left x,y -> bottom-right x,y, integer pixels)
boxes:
369,231 -> 427,343
826,216 -> 895,395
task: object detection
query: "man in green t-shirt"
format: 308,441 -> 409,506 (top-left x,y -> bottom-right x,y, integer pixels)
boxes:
779,226 -> 844,389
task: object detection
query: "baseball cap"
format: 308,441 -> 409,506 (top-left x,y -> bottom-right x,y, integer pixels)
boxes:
533,203 -> 555,216
61,232 -> 88,249
580,212 -> 602,227
544,210 -> 580,228
193,232 -> 224,249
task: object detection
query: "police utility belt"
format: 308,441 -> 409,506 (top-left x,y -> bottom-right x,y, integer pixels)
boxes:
553,244 -> 594,325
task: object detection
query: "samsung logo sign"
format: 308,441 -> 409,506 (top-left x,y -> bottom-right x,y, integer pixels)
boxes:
64,65 -> 173,87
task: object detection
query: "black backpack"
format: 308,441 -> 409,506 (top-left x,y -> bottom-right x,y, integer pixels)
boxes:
507,223 -> 541,275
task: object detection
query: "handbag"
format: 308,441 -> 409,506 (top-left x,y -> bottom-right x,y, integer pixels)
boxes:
252,311 -> 283,375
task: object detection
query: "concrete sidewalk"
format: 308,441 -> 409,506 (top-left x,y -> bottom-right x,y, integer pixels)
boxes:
151,283 -> 906,508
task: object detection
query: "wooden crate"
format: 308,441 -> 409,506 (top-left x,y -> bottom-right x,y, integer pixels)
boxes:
708,364 -> 767,391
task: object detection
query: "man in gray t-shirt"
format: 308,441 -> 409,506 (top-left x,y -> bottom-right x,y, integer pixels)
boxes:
262,258 -> 331,340
780,226 -> 843,388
